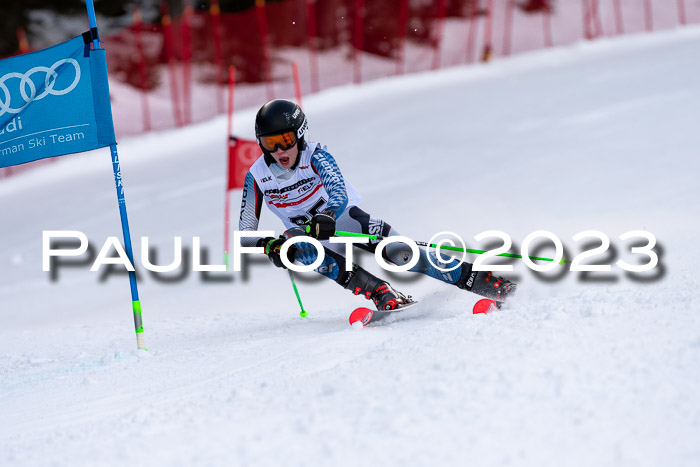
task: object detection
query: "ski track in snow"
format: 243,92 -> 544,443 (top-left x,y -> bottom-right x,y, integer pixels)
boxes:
2,27 -> 700,467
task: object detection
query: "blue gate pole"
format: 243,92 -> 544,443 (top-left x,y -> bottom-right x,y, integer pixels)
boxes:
87,0 -> 145,350
110,145 -> 145,349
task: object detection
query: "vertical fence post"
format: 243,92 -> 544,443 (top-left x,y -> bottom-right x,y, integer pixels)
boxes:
613,0 -> 624,35
502,0 -> 514,57
591,0 -> 602,37
182,1 -> 193,125
582,0 -> 592,39
466,0 -> 479,63
256,0 -> 274,101
584,0 -> 602,39
133,8 -> 151,132
677,0 -> 687,26
353,0 -> 365,84
543,4 -> 553,47
396,0 -> 409,74
644,0 -> 653,32
305,0 -> 320,93
432,0 -> 446,70
482,0 -> 494,62
162,1 -> 183,127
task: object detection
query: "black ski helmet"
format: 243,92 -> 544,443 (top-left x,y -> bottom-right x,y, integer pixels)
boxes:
255,99 -> 308,158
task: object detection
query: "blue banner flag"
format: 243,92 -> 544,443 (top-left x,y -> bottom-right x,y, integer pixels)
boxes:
0,33 -> 116,168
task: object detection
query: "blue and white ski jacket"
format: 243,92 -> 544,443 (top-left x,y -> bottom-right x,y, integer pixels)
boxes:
238,141 -> 362,244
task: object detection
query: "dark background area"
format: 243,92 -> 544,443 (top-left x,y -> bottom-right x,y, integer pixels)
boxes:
0,0 -> 287,57
1,0 -> 552,85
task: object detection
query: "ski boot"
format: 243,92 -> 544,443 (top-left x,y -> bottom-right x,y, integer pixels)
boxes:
342,265 -> 413,311
455,263 -> 517,305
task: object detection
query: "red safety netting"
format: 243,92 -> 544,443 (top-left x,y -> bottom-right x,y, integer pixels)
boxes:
3,0 -> 699,179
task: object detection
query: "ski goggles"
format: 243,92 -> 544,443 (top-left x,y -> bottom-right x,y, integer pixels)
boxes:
258,131 -> 298,152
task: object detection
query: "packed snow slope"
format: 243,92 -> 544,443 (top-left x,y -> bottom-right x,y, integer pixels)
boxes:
2,27 -> 700,467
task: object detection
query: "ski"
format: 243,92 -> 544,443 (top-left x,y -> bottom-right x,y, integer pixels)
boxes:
350,297 -> 504,326
348,299 -> 419,327
472,298 -> 502,314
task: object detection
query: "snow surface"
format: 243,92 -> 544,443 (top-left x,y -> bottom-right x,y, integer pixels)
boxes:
2,26 -> 700,467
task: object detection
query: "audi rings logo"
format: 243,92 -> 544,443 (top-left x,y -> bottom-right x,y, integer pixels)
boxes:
0,58 -> 81,117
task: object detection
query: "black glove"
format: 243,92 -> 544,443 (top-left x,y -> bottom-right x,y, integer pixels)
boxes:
308,212 -> 336,240
257,236 -> 297,269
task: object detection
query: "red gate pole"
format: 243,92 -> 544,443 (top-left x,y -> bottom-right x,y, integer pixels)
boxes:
396,0 -> 409,74
256,0 -> 274,101
210,0 -> 224,113
305,0 -> 320,93
228,67 -> 235,140
224,66 -> 236,269
292,62 -> 303,107
133,7 -> 151,132
353,0 -> 365,84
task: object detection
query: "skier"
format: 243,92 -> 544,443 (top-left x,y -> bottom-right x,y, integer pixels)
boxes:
238,99 -> 516,313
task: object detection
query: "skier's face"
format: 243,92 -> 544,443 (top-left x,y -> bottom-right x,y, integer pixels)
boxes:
271,143 -> 299,168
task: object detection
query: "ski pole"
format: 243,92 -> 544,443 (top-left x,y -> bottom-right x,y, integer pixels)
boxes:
332,230 -> 569,264
287,269 -> 308,317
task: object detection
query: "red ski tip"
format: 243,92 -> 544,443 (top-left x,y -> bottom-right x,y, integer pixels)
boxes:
349,307 -> 374,327
473,299 -> 500,315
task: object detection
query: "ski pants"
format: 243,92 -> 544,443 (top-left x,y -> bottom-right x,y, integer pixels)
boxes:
288,206 -> 465,286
